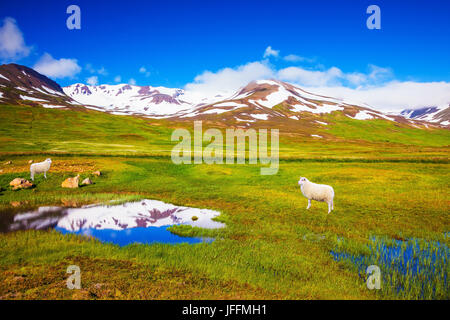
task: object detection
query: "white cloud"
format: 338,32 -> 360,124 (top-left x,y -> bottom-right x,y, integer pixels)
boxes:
139,66 -> 150,77
0,17 -> 30,61
185,59 -> 450,112
184,61 -> 389,97
86,63 -> 95,73
280,64 -> 449,110
86,63 -> 107,75
33,53 -> 81,78
97,67 -> 108,76
278,66 -> 344,86
277,64 -> 393,87
283,54 -> 306,62
344,72 -> 367,86
184,61 -> 274,97
263,46 -> 279,58
128,78 -> 136,85
114,75 -> 121,83
307,81 -> 450,112
367,64 -> 392,82
86,75 -> 98,86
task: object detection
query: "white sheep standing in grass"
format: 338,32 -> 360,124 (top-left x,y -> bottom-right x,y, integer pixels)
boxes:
30,158 -> 52,181
298,177 -> 334,214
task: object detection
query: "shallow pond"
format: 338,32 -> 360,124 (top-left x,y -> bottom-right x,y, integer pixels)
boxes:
331,237 -> 449,299
0,199 -> 224,246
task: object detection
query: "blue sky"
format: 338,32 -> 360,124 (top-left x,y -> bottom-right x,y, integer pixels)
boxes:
0,0 -> 450,110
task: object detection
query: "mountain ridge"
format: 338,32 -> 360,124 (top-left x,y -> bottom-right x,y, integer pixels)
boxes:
1,63 -> 448,128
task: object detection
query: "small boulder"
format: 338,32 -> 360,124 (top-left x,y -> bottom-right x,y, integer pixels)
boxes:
5,161 -> 12,165
93,171 -> 101,176
10,178 -> 24,187
61,175 -> 80,188
20,181 -> 34,190
82,177 -> 93,185
9,178 -> 34,190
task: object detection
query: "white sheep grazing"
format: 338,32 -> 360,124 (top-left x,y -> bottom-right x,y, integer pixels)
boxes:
298,177 -> 335,214
30,158 -> 52,181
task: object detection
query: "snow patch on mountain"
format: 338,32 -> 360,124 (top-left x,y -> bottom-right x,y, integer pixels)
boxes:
348,110 -> 374,120
202,108 -> 234,114
251,114 -> 269,120
213,101 -> 247,108
399,105 -> 449,126
42,104 -> 66,109
20,95 -> 48,102
290,103 -> 343,114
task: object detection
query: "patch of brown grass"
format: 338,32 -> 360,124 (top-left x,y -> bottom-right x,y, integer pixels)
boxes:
0,159 -> 97,174
0,256 -> 281,300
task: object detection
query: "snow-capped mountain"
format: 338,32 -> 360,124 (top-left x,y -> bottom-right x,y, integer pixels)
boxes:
63,79 -> 404,124
1,63 -> 447,128
63,83 -> 195,117
400,105 -> 449,126
176,79 -> 402,123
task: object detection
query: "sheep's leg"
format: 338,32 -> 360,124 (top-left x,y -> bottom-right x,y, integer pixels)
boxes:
44,171 -> 47,179
306,199 -> 311,210
327,201 -> 332,214
30,171 -> 34,181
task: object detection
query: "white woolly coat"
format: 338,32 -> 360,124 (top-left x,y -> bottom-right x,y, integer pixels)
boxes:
300,179 -> 334,203
30,159 -> 52,179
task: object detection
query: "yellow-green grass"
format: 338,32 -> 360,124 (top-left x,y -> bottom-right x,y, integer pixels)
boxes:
1,104 -> 449,159
0,156 -> 448,299
0,104 -> 449,299
323,112 -> 450,147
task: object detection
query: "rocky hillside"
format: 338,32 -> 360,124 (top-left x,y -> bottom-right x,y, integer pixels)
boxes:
0,64 -> 81,109
1,64 -> 447,129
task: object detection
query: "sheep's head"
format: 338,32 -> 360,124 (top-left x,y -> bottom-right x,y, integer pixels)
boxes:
298,177 -> 308,186
45,158 -> 52,163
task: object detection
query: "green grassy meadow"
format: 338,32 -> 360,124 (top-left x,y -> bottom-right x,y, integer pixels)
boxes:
0,104 -> 449,299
